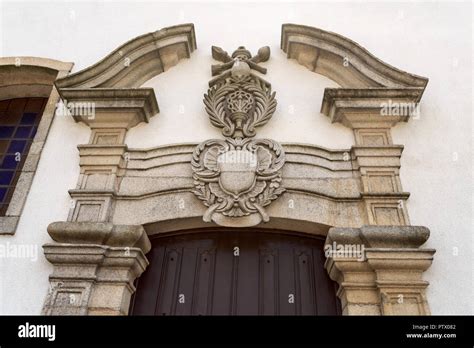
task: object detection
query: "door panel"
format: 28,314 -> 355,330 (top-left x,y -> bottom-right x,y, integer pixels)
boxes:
130,229 -> 341,315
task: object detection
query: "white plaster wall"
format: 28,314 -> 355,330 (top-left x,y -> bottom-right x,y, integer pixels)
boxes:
0,1 -> 472,314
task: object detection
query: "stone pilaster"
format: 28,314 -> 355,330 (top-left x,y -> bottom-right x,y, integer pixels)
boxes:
325,254 -> 380,315
45,72 -> 159,315
353,146 -> 409,225
42,222 -> 151,315
321,88 -> 423,225
324,226 -> 435,315
57,88 -> 159,223
366,249 -> 434,315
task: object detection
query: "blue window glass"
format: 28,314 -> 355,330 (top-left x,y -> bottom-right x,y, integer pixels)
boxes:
14,126 -> 32,138
0,127 -> 15,138
0,187 -> 7,202
20,112 -> 37,125
0,171 -> 14,185
1,155 -> 20,170
8,140 -> 27,153
0,97 -> 47,216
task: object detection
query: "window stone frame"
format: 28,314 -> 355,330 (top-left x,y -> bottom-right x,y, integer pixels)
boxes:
0,57 -> 73,234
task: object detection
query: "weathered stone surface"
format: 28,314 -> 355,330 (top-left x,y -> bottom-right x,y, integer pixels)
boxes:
0,216 -> 19,235
321,88 -> 425,129
361,225 -> 430,248
326,225 -> 430,249
324,226 -> 435,315
42,243 -> 149,315
58,88 -> 159,129
47,221 -> 151,253
325,256 -> 380,315
42,222 -> 151,315
281,24 -> 428,89
55,24 -> 197,89
5,172 -> 34,216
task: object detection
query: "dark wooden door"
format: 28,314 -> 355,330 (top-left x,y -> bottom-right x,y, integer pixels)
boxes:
130,229 -> 341,315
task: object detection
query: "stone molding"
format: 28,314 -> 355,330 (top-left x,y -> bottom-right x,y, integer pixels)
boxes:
58,88 -> 159,129
42,222 -> 150,315
0,57 -> 74,234
324,226 -> 435,315
351,145 -> 410,225
321,88 -> 425,129
55,24 -> 197,89
47,221 -> 151,252
281,24 -> 429,142
281,23 -> 428,89
99,142 -> 411,229
53,25 -> 196,225
325,225 -> 430,248
0,57 -> 73,100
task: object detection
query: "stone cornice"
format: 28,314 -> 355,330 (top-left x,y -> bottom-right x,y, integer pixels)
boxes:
325,225 -> 430,249
321,88 -> 425,128
0,57 -> 73,100
281,24 -> 428,89
281,24 -> 429,131
47,221 -> 151,253
123,142 -> 355,175
55,24 -> 197,89
0,56 -> 73,74
58,88 -> 159,128
324,225 -> 435,315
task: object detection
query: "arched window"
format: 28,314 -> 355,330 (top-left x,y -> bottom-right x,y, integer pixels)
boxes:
0,97 -> 47,215
0,58 -> 73,234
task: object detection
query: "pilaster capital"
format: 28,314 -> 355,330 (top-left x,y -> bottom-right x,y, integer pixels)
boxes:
321,88 -> 424,129
326,225 -> 430,249
58,87 -> 159,130
42,222 -> 151,315
324,225 -> 435,315
47,221 -> 151,254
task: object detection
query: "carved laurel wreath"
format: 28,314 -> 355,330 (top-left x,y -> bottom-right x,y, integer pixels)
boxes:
204,75 -> 277,138
191,137 -> 285,222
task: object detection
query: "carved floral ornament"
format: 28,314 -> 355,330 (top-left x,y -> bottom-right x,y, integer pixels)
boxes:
192,46 -> 285,227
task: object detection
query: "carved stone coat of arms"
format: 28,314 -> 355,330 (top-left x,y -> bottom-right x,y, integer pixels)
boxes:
192,46 -> 286,227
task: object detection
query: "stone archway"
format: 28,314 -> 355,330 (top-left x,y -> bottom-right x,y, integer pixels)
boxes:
41,23 -> 435,316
